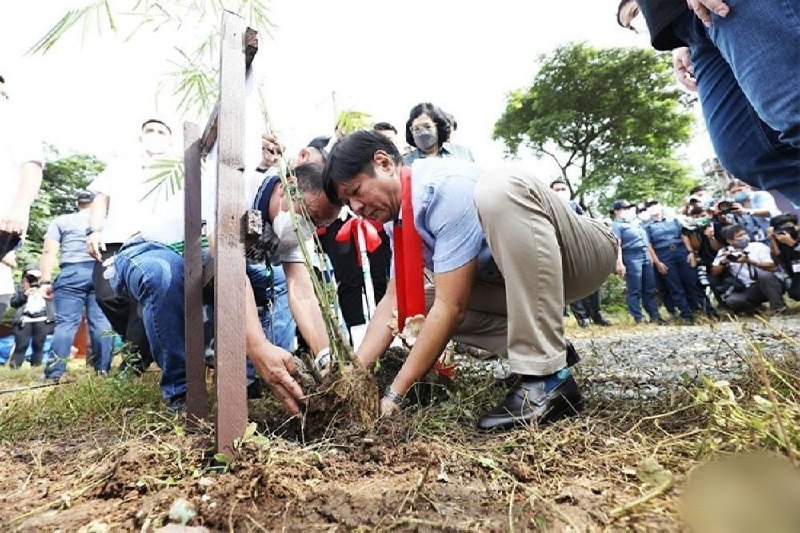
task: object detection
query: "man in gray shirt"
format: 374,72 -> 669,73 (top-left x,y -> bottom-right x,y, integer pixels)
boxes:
40,191 -> 114,380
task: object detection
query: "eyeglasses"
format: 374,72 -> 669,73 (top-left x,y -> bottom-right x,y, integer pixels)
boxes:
411,123 -> 435,134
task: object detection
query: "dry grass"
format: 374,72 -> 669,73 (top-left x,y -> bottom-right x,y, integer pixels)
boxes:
0,321 -> 798,530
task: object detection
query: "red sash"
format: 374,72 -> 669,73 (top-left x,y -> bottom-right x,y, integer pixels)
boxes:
393,166 -> 425,331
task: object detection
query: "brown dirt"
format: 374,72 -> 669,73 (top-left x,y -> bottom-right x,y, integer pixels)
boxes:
0,396 -> 701,532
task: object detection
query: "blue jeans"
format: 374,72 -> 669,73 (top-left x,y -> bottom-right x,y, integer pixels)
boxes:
111,241 -> 186,400
45,261 -> 114,378
654,247 -> 697,320
246,263 -> 296,350
672,2 -> 800,205
243,263 -> 296,380
622,251 -> 662,322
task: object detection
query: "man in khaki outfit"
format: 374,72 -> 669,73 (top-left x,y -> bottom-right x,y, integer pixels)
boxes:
322,131 -> 617,430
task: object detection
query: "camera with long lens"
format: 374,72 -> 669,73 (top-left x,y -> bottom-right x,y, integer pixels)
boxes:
696,265 -> 710,287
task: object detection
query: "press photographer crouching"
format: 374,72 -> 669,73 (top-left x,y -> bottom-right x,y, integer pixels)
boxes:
711,225 -> 786,315
768,214 -> 800,302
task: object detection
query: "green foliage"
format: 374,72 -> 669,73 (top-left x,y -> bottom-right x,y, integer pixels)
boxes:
30,0 -> 274,118
494,43 -> 695,212
600,273 -> 628,314
335,109 -> 373,135
16,150 -> 105,270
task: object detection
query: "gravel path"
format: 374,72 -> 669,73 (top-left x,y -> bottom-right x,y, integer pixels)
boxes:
572,315 -> 800,399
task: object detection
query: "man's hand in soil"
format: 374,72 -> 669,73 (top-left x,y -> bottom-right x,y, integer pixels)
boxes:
251,345 -> 305,415
380,396 -> 402,417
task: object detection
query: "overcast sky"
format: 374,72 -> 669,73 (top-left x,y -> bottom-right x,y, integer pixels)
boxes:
1,1 -> 712,178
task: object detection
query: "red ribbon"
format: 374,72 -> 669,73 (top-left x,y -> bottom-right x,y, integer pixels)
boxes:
334,217 -> 384,266
393,166 -> 426,331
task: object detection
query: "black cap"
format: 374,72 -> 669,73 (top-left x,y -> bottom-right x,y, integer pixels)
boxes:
307,136 -> 332,161
612,199 -> 632,211
644,198 -> 660,208
76,191 -> 94,203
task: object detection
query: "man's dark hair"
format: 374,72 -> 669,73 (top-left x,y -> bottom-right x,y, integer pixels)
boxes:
771,213 -> 798,227
689,185 -> 706,195
549,179 -> 567,190
722,224 -> 745,242
616,0 -> 639,29
373,122 -> 397,134
404,102 -> 451,148
323,130 -> 402,206
688,206 -> 706,217
141,118 -> 172,135
0,74 -> 5,84
293,162 -> 325,194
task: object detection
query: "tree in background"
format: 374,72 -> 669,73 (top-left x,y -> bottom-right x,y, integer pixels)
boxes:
16,150 -> 105,269
493,43 -> 696,214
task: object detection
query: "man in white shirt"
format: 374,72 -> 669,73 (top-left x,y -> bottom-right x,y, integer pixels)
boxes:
0,74 -> 44,257
711,224 -> 786,314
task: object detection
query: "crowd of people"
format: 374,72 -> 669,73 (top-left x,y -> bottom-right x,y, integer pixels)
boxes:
1,0 -> 798,432
608,182 -> 797,324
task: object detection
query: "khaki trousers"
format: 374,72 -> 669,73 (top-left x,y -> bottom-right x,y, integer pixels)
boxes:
427,166 -> 618,376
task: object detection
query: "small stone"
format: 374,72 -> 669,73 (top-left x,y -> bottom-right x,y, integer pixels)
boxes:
168,498 -> 197,526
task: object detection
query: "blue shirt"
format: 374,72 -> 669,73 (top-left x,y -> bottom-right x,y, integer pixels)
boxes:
392,158 -> 501,284
44,210 -> 94,265
612,220 -> 650,253
645,218 -> 684,250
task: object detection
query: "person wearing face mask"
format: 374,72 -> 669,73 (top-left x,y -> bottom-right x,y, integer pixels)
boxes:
85,119 -> 176,378
768,214 -> 800,302
550,180 -> 612,327
402,103 -> 474,164
611,199 -> 666,324
711,224 -> 785,315
248,152 -> 341,370
0,74 -> 45,259
645,200 -> 715,322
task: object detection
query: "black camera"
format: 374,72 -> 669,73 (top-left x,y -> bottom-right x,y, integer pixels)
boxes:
717,200 -> 734,214
726,249 -> 749,262
776,225 -> 798,241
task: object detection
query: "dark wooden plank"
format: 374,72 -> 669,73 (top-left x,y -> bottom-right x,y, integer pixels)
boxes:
214,10 -> 249,456
200,27 -> 258,157
183,121 -> 208,424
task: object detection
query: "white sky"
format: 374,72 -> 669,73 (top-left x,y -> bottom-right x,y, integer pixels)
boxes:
1,0 -> 713,179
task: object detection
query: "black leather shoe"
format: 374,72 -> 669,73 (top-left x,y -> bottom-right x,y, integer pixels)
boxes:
576,317 -> 590,328
477,374 -> 584,431
591,314 -> 612,326
566,341 -> 580,367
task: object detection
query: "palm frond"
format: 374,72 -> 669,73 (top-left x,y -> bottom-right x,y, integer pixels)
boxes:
141,157 -> 184,202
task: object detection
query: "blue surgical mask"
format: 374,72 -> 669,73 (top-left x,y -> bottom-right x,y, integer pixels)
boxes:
733,191 -> 750,203
733,236 -> 750,249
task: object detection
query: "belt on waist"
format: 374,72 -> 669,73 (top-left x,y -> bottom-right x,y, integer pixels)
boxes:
655,243 -> 684,252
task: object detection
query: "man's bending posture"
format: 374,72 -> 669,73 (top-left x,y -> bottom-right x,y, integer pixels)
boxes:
323,131 -> 618,430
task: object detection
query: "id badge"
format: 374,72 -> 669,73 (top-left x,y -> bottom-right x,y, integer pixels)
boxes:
791,260 -> 800,274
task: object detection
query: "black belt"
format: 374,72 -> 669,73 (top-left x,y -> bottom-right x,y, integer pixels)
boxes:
655,243 -> 683,252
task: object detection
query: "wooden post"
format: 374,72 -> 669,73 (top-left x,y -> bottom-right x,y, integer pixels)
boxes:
214,11 -> 248,455
183,121 -> 208,424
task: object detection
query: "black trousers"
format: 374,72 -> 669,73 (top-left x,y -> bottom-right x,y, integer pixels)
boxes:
319,218 -> 392,330
92,243 -> 153,371
10,321 -> 52,368
569,289 -> 603,321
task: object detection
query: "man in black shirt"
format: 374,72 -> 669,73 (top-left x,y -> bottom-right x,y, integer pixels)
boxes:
626,0 -> 800,207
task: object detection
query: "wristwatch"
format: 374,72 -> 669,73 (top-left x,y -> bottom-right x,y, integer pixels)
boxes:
384,388 -> 407,408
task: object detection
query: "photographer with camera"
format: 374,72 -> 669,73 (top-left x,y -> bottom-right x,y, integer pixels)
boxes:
711,225 -> 785,315
7,265 -> 54,368
768,214 -> 800,301
684,206 -> 724,310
